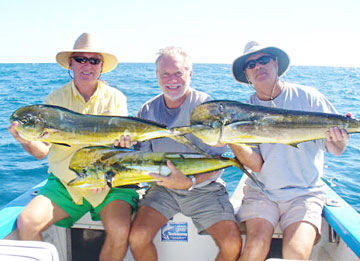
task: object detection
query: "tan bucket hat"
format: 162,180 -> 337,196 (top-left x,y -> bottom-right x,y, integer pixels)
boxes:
56,32 -> 118,73
232,41 -> 290,83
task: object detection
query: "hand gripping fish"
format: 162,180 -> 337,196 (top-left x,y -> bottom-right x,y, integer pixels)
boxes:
9,104 -> 201,152
67,146 -> 262,189
187,100 -> 360,147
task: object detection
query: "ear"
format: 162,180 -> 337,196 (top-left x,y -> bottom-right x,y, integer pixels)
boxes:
68,58 -> 73,70
245,72 -> 252,84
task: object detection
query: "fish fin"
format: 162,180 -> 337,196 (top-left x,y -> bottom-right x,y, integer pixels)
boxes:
168,135 -> 212,156
169,125 -> 215,156
231,142 -> 257,148
52,142 -> 71,147
106,174 -> 113,189
233,157 -> 265,191
288,143 -> 300,148
226,121 -> 254,127
67,177 -> 76,186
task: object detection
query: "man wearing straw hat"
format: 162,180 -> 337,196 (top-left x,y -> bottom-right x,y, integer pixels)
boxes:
228,41 -> 349,260
8,32 -> 138,260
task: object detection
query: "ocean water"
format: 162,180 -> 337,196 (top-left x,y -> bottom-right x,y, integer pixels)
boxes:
1,63 -> 360,213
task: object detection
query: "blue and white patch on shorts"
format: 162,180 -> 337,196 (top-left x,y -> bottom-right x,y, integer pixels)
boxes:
161,222 -> 188,242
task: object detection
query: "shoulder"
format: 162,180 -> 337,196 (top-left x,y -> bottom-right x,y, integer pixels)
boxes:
44,81 -> 72,106
188,88 -> 213,104
286,82 -> 323,97
285,82 -> 337,113
101,82 -> 127,101
138,93 -> 163,117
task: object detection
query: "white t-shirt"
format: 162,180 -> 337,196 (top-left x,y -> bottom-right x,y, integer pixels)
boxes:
247,82 -> 338,201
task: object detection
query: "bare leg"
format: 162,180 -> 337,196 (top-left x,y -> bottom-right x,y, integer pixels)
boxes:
282,221 -> 317,260
129,206 -> 168,261
99,200 -> 132,261
239,218 -> 274,261
206,220 -> 242,261
17,195 -> 69,240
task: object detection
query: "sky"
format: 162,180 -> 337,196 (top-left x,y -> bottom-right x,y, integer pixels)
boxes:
1,0 -> 359,67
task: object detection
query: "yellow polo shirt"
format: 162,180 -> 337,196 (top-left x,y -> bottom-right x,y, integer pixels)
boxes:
44,80 -> 127,207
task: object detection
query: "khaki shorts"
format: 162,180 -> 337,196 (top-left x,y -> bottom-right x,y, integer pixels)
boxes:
140,182 -> 236,234
236,186 -> 326,234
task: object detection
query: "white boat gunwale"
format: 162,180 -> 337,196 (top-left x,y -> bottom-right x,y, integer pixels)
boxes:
1,178 -> 360,260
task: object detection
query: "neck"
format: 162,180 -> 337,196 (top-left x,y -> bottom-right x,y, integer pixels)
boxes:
255,79 -> 283,101
74,79 -> 98,102
164,90 -> 190,109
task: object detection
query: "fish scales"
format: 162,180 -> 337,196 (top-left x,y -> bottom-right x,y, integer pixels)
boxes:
67,146 -> 256,189
190,100 -> 360,146
10,104 -> 194,147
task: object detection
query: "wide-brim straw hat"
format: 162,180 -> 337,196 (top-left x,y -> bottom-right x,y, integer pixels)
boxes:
56,32 -> 118,73
232,41 -> 290,83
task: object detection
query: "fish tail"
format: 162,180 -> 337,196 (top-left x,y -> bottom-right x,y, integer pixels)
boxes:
167,126 -> 213,156
167,135 -> 211,156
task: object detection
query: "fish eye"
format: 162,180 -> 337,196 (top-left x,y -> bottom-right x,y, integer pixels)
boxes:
218,104 -> 224,112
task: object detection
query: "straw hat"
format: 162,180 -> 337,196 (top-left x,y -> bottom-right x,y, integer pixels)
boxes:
232,41 -> 290,83
56,33 -> 118,73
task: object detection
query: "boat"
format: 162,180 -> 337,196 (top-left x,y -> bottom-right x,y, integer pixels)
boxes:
1,173 -> 360,260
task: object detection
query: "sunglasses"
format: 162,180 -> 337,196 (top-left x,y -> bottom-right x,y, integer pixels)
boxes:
71,56 -> 102,65
244,55 -> 275,70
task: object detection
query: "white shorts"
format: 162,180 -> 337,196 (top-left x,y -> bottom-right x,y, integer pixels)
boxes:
236,186 -> 326,234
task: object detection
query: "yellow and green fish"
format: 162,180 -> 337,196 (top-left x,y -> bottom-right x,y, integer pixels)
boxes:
67,146 -> 261,189
188,100 -> 360,147
10,104 -> 197,149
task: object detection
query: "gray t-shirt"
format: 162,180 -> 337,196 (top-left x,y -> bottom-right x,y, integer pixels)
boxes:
136,88 -> 226,187
247,82 -> 338,201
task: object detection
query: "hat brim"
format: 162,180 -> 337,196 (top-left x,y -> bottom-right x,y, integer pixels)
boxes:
56,50 -> 118,73
232,47 -> 290,84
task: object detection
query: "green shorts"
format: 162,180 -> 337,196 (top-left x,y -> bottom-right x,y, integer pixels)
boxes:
38,174 -> 139,228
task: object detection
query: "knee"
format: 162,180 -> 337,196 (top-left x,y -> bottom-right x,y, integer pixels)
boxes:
129,225 -> 153,249
219,230 -> 242,257
106,222 -> 131,242
17,210 -> 37,232
246,231 -> 272,250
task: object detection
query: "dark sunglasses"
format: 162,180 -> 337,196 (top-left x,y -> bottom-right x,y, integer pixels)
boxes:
71,56 -> 102,65
244,55 -> 276,70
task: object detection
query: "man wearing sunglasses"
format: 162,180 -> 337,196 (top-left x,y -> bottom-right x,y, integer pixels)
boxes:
8,33 -> 138,260
228,41 -> 349,260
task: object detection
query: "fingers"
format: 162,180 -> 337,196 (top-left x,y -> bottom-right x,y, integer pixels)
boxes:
114,135 -> 132,148
327,127 -> 349,142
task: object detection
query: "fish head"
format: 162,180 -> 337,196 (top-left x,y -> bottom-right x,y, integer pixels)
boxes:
67,170 -> 107,189
191,100 -> 261,127
10,105 -> 47,139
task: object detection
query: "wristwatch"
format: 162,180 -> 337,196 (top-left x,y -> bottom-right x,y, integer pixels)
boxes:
188,175 -> 196,191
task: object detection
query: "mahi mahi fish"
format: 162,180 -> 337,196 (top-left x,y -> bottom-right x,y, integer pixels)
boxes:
10,104 -> 197,149
68,146 -> 261,189
187,100 -> 360,146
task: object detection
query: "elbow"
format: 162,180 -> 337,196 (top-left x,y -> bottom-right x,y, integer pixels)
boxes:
35,153 -> 47,160
250,165 -> 262,173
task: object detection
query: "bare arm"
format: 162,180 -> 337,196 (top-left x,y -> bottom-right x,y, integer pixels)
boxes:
149,160 -> 220,190
228,144 -> 263,172
325,127 -> 349,156
8,122 -> 51,160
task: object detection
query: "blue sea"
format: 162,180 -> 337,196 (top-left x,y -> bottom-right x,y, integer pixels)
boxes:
1,63 -> 360,213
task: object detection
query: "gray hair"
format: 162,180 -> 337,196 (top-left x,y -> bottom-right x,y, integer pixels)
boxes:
155,46 -> 193,71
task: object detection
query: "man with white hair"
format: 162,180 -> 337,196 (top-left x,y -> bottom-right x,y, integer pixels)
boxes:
128,46 -> 242,261
229,41 -> 349,260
